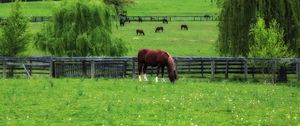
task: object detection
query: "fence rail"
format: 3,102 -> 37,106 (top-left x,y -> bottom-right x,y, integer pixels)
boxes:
1,57 -> 300,82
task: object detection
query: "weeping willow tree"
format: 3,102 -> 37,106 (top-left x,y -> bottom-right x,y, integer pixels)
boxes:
217,0 -> 300,57
35,0 -> 127,57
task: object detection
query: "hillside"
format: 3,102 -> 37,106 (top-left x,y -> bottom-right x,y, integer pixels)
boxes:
0,0 -> 219,17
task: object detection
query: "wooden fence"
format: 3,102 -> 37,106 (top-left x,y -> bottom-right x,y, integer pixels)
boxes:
0,15 -> 218,23
1,57 -> 300,81
125,16 -> 219,22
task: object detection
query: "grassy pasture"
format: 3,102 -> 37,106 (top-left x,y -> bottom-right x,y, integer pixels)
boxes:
125,0 -> 219,16
114,21 -> 218,56
0,79 -> 299,125
0,0 -> 219,17
0,1 -> 59,17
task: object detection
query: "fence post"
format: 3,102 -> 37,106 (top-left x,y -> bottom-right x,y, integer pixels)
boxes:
225,60 -> 228,79
244,60 -> 248,81
201,60 -> 204,78
297,62 -> 300,81
91,60 -> 95,79
132,58 -> 136,79
49,60 -> 53,78
29,60 -> 32,76
2,61 -> 6,79
123,60 -> 128,77
272,61 -> 277,83
211,60 -> 215,79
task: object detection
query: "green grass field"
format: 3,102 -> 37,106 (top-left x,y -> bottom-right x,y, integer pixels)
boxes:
125,0 -> 219,16
0,79 -> 299,125
0,0 -> 219,17
115,21 -> 218,56
0,1 -> 59,17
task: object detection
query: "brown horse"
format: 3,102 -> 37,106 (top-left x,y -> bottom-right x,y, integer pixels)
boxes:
136,29 -> 145,36
138,48 -> 178,83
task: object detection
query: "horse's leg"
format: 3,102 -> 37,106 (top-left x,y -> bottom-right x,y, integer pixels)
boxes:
138,63 -> 143,81
156,65 -> 161,83
161,66 -> 166,82
143,65 -> 148,81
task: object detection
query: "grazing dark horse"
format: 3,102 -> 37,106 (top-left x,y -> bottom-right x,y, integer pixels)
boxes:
138,16 -> 143,23
162,18 -> 168,24
181,24 -> 188,30
138,48 -> 178,83
155,26 -> 164,32
136,29 -> 145,36
119,19 -> 125,26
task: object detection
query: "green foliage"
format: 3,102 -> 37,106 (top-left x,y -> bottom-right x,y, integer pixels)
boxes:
0,1 -> 31,57
0,79 -> 300,125
217,0 -> 300,57
104,0 -> 135,15
249,18 -> 295,59
34,0 -> 128,56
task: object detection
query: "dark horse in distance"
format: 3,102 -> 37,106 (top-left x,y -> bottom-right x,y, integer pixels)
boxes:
162,18 -> 168,24
181,24 -> 188,30
155,26 -> 164,32
136,29 -> 145,36
138,48 -> 178,83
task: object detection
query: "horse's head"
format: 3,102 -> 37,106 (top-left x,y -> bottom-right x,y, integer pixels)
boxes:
166,55 -> 178,83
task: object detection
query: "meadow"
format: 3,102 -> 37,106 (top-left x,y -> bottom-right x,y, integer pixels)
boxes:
0,0 -> 219,17
0,79 -> 299,125
115,21 -> 218,56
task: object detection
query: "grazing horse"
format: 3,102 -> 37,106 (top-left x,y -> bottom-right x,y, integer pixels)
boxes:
138,48 -> 178,83
138,16 -> 143,23
119,19 -> 125,26
136,29 -> 145,36
155,26 -> 164,32
181,24 -> 188,30
162,18 -> 168,24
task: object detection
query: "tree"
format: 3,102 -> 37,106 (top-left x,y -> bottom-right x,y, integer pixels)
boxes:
35,0 -> 128,57
217,0 -> 300,57
249,18 -> 294,59
0,1 -> 31,57
249,18 -> 295,82
103,0 -> 134,15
